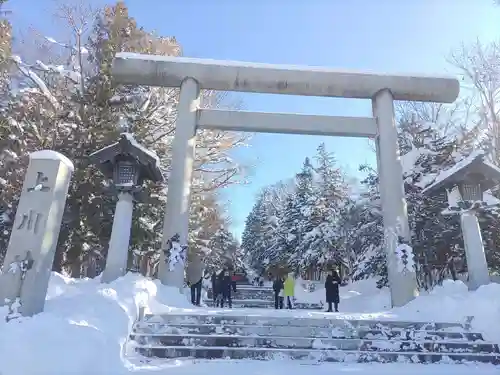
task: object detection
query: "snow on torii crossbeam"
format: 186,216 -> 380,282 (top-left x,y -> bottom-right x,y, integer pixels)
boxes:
112,53 -> 458,102
112,52 -> 460,308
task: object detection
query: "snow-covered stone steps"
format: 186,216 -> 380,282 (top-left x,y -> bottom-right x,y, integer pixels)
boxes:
208,285 -> 273,293
130,313 -> 500,364
236,285 -> 273,290
132,322 -> 485,342
141,313 -> 467,330
132,345 -> 500,364
204,299 -> 323,310
207,287 -> 274,301
130,333 -> 498,354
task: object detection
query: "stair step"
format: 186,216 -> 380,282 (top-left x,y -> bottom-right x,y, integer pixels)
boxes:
209,295 -> 275,301
207,297 -> 275,302
207,291 -> 274,300
132,323 -> 485,341
133,345 -> 500,364
206,299 -> 273,303
142,313 -> 465,330
204,300 -> 323,310
233,286 -> 273,290
130,333 -> 499,354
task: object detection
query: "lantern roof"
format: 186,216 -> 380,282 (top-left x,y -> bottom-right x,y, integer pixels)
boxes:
89,133 -> 163,183
422,150 -> 500,195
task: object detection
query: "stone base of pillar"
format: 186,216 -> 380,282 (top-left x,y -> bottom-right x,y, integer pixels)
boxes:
389,268 -> 418,307
159,264 -> 185,290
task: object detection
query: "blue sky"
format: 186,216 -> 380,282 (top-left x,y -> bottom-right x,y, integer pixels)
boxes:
10,0 -> 500,238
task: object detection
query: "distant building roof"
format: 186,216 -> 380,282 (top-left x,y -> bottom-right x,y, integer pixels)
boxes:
422,150 -> 500,194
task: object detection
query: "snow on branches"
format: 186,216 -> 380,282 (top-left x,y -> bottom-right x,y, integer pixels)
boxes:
241,144 -> 349,275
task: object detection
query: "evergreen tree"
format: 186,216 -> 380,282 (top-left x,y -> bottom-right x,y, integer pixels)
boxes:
241,191 -> 277,274
344,166 -> 387,287
293,146 -> 347,271
278,158 -> 318,271
314,143 -> 346,203
209,227 -> 237,268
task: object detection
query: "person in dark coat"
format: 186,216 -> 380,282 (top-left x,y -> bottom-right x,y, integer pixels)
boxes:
218,269 -> 232,308
325,269 -> 341,312
231,272 -> 238,293
211,272 -> 219,306
272,276 -> 284,309
186,252 -> 204,306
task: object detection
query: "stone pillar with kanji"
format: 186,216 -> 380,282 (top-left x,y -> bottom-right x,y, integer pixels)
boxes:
0,150 -> 73,317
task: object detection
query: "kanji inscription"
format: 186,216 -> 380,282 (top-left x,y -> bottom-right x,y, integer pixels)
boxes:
16,209 -> 42,234
27,172 -> 50,193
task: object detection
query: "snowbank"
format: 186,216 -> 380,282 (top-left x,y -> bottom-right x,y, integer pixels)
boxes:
0,272 -> 191,375
394,280 -> 500,342
295,278 -> 500,342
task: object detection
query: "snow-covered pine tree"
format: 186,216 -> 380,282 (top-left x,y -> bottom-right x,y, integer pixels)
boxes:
209,227 -> 237,268
276,158 -> 318,272
230,238 -> 246,273
241,192 -> 264,273
242,185 -> 287,274
294,144 -> 348,273
274,194 -> 302,270
314,143 -> 347,203
344,166 -> 387,287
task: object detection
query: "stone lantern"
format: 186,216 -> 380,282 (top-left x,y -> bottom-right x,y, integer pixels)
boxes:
422,151 -> 500,290
89,132 -> 163,283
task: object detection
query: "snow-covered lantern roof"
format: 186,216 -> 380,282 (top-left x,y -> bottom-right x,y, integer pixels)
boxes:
422,151 -> 500,208
89,133 -> 163,192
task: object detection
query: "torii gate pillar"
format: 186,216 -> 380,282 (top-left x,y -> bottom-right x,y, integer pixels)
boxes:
373,89 -> 418,306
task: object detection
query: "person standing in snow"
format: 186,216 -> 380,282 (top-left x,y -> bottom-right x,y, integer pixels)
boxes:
218,269 -> 233,308
211,271 -> 219,306
325,269 -> 341,312
258,276 -> 264,287
273,276 -> 284,309
215,270 -> 225,307
231,271 -> 238,293
283,273 -> 295,309
186,250 -> 204,306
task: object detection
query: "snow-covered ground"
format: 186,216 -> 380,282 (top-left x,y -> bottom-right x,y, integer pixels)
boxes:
0,273 -> 499,375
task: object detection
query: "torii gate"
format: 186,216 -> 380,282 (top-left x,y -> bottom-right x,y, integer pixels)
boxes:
111,53 -> 459,307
